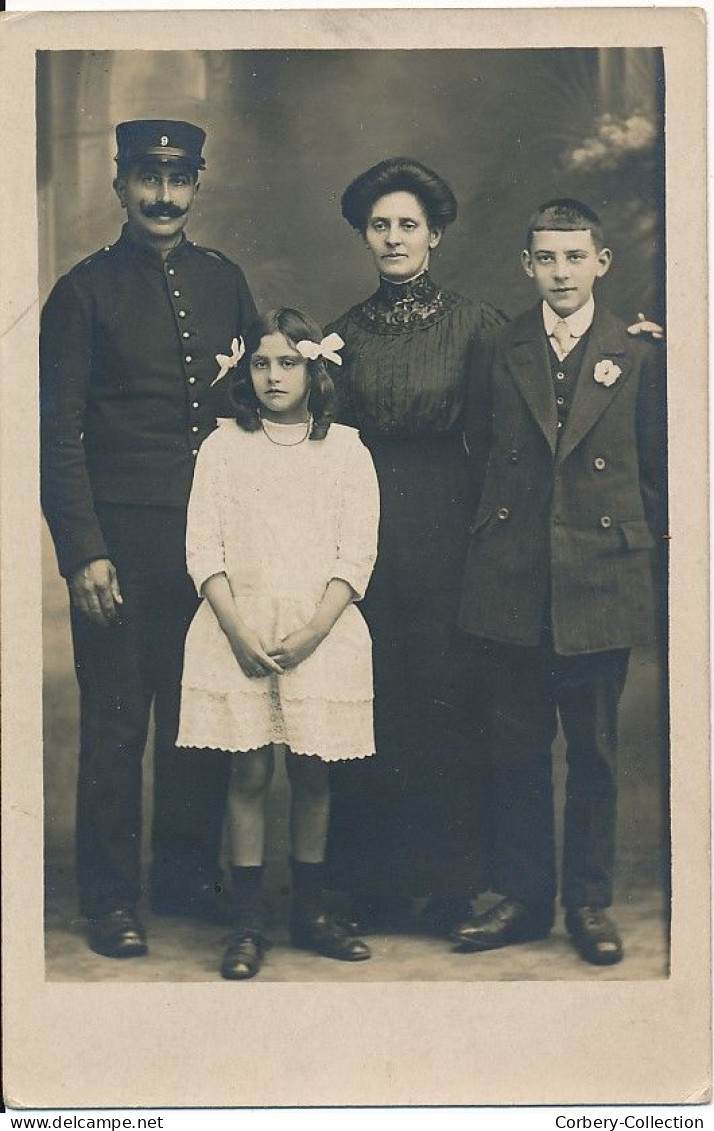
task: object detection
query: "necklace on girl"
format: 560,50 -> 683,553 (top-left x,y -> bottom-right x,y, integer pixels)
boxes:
260,415 -> 313,446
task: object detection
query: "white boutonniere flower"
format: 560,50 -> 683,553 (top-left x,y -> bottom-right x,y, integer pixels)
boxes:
593,359 -> 622,387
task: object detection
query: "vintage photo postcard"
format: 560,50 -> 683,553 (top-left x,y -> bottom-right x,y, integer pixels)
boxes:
0,6 -> 710,1110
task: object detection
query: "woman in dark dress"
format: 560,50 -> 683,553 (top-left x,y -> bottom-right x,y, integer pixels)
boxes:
324,158 -> 505,936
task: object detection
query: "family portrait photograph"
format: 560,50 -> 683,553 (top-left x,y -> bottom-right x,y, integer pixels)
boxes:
1,5 -> 710,1112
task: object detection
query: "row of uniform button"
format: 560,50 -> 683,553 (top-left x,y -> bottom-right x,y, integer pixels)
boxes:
495,508 -> 615,527
166,264 -> 202,458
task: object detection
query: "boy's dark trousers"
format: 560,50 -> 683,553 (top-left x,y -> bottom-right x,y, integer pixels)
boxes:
70,504 -> 230,918
485,630 -> 629,911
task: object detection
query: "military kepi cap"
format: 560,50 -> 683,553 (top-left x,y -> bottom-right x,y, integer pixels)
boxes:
115,120 -> 206,170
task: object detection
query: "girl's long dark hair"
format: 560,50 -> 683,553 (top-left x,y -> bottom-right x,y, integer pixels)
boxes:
229,308 -> 336,440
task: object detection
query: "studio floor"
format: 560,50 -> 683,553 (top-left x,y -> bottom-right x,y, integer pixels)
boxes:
45,870 -> 669,983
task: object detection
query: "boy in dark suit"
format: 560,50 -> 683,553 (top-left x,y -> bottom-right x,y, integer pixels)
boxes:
454,199 -> 666,965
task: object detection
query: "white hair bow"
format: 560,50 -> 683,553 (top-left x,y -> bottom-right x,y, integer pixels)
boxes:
295,332 -> 345,366
212,337 -> 245,385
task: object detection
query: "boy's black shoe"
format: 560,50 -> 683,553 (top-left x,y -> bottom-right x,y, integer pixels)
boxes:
565,907 -> 623,966
220,931 -> 270,980
451,898 -> 553,952
151,879 -> 232,925
87,908 -> 148,958
290,912 -> 371,961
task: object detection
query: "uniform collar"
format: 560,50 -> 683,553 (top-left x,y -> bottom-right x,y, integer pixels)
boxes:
119,224 -> 192,269
542,295 -> 595,340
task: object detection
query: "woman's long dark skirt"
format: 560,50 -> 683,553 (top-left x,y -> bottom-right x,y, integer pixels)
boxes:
325,434 -> 491,907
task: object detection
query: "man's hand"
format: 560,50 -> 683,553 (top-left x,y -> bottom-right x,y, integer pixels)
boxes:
69,558 -> 123,628
268,626 -> 324,671
627,312 -> 664,341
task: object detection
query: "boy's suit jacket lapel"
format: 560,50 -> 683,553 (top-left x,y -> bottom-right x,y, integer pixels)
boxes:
556,306 -> 634,464
504,305 -> 558,455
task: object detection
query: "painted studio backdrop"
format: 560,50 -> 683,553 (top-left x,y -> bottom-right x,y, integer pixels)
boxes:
38,48 -> 668,972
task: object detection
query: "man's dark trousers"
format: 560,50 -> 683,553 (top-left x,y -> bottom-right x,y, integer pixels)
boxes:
71,504 -> 230,918
485,633 -> 630,911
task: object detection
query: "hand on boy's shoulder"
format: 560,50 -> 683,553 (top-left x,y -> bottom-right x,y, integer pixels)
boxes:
626,312 -> 665,341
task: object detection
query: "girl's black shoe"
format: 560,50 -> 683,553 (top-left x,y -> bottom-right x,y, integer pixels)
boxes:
220,931 -> 269,980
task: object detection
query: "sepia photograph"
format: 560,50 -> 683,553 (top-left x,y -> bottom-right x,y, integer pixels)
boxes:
1,6 -> 709,1110
39,44 -> 669,985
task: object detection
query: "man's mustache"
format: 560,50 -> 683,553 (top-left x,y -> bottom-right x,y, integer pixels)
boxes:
140,202 -> 188,219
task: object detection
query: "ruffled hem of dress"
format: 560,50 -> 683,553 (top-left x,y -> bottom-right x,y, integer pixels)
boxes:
177,689 -> 375,762
176,734 -> 375,761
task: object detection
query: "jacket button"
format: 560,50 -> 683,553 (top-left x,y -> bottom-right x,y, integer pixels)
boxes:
192,401 -> 199,410
600,515 -> 612,528
185,355 -> 193,364
594,457 -> 606,471
167,268 -> 175,276
188,376 -> 196,385
192,425 -> 199,434
557,421 -> 563,429
556,372 -> 565,381
508,450 -> 519,463
556,396 -> 565,406
191,449 -> 198,457
497,507 -> 510,521
178,310 -> 187,318
173,290 -> 181,297
182,331 -> 190,339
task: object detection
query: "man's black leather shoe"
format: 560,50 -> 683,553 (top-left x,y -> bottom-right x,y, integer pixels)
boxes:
451,898 -> 553,952
87,909 -> 148,959
220,932 -> 268,980
151,880 -> 232,925
565,907 -> 624,966
290,912 -> 371,961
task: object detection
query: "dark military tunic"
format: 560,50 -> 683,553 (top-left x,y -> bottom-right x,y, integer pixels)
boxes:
40,225 -> 257,917
40,225 -> 256,578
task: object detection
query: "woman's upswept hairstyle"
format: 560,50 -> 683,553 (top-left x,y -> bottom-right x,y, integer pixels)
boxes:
341,157 -> 458,234
230,308 -> 336,440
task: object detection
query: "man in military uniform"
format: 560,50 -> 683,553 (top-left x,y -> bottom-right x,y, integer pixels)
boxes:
40,120 -> 257,958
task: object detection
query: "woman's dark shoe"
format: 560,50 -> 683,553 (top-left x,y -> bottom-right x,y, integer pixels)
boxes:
451,898 -> 553,952
342,891 -> 414,935
290,912 -> 371,961
420,896 -> 474,937
87,909 -> 148,958
220,931 -> 269,980
565,907 -> 624,966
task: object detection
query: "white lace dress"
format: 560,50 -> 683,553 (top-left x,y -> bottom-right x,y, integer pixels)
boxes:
177,419 -> 380,761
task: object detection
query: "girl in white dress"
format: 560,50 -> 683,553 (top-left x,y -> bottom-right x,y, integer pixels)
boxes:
177,308 -> 380,979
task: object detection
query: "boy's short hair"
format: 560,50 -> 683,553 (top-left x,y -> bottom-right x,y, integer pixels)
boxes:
525,198 -> 605,251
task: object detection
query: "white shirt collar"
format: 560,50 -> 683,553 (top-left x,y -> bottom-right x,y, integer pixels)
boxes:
542,295 -> 595,340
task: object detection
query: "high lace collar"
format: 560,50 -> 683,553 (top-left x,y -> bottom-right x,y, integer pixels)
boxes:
354,271 -> 461,335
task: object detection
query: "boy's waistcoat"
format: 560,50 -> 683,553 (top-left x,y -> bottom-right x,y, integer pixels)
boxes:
459,303 -> 666,655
